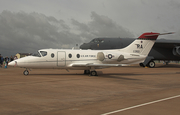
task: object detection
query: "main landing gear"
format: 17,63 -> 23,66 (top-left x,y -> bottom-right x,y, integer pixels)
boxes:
84,70 -> 90,74
90,71 -> 97,76
147,61 -> 155,68
139,60 -> 155,68
84,70 -> 97,76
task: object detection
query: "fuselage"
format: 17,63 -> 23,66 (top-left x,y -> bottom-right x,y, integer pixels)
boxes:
9,49 -> 146,69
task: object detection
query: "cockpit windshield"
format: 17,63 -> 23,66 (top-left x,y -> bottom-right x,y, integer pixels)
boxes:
40,51 -> 47,57
90,39 -> 104,43
32,51 -> 47,57
32,51 -> 41,57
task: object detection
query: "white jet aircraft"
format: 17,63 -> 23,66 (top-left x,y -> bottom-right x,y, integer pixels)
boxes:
9,32 -> 173,76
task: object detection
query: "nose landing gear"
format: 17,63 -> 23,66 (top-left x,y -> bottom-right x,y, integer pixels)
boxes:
23,69 -> 30,76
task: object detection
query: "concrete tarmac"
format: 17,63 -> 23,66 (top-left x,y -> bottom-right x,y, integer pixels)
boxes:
0,64 -> 180,115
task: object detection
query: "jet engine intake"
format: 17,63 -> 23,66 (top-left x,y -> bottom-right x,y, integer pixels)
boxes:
97,52 -> 105,61
97,52 -> 124,62
117,55 -> 125,62
172,46 -> 180,57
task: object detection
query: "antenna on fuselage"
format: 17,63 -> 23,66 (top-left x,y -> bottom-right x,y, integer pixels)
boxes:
76,44 -> 78,49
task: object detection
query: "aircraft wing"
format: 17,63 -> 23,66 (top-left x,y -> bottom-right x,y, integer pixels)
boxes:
71,63 -> 129,67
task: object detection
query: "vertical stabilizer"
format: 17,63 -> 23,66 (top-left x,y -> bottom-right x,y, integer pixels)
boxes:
121,32 -> 174,56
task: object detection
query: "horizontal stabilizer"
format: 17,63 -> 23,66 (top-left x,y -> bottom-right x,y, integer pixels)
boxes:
138,32 -> 174,40
145,32 -> 175,36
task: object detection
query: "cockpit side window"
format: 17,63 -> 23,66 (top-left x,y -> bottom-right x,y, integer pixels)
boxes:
32,51 -> 41,57
90,39 -> 104,43
40,51 -> 47,57
100,40 -> 104,43
90,39 -> 95,43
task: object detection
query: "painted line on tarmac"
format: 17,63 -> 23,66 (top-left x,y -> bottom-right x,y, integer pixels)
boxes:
101,94 -> 180,115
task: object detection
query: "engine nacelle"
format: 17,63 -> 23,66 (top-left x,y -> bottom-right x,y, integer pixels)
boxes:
97,52 -> 125,62
172,46 -> 180,57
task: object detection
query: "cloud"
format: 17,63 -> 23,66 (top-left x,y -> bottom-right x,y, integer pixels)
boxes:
168,0 -> 180,9
0,10 -> 81,56
0,10 -> 134,56
90,11 -> 134,37
71,11 -> 134,41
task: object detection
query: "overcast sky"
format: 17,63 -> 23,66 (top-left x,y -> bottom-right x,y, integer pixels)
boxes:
0,0 -> 180,56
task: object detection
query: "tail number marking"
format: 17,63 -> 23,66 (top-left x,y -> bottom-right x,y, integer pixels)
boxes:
135,44 -> 143,49
133,50 -> 140,53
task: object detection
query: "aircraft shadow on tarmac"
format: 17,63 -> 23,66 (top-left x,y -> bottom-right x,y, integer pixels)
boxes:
29,71 -> 138,77
29,72 -> 141,81
97,75 -> 140,80
29,73 -> 85,76
28,64 -> 180,80
30,71 -> 139,76
29,71 -> 179,78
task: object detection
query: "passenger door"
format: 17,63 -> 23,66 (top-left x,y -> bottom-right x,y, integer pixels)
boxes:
57,51 -> 66,66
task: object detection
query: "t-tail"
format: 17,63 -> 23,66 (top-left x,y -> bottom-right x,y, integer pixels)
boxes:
121,32 -> 174,56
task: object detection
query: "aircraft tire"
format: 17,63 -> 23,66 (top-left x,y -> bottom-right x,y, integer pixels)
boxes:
147,61 -> 155,68
90,71 -> 97,76
23,70 -> 29,76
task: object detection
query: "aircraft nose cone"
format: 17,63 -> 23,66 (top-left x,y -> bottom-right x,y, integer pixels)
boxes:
9,61 -> 17,66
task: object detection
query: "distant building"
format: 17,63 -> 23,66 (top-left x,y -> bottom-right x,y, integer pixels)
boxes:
15,53 -> 32,59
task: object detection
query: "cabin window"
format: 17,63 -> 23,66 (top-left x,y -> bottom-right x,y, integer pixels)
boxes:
32,51 -> 41,57
51,53 -> 54,58
40,51 -> 47,57
68,54 -> 72,58
77,54 -> 80,58
100,40 -> 104,43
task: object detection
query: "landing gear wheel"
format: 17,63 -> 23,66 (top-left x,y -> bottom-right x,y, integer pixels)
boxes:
23,70 -> 29,76
90,71 -> 97,76
84,70 -> 90,74
147,61 -> 155,68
